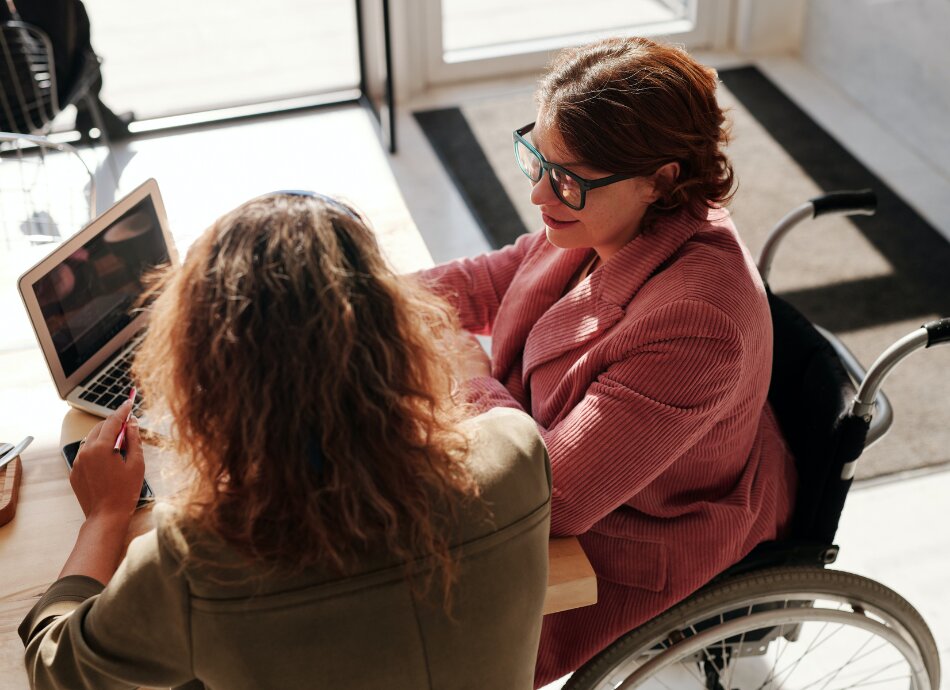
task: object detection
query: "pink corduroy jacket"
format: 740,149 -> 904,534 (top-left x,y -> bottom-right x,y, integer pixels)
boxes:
420,207 -> 797,687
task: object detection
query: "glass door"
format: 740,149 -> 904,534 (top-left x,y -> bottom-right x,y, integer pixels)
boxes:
85,0 -> 361,120
79,0 -> 394,149
419,0 -> 731,85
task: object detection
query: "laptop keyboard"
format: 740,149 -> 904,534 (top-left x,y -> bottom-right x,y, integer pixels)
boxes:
77,344 -> 144,414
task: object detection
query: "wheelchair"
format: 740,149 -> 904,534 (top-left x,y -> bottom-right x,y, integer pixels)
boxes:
564,191 -> 946,690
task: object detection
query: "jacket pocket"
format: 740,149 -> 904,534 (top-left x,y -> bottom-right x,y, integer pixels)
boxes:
580,532 -> 669,592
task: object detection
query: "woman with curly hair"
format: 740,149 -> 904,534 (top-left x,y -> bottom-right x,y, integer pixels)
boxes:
419,37 -> 797,686
20,193 -> 552,689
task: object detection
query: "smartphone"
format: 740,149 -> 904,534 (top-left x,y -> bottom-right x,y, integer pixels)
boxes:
61,440 -> 154,509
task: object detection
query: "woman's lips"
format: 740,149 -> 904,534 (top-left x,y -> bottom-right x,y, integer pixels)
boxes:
542,213 -> 578,230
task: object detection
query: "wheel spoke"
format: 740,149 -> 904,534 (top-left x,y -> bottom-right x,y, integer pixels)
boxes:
762,601 -> 797,689
680,658 -> 707,688
719,612 -> 728,686
647,673 -> 676,690
767,621 -> 848,687
589,571 -> 936,690
654,636 -> 709,688
840,658 -> 915,690
796,640 -> 893,690
840,674 -> 913,689
724,605 -> 753,690
688,624 -> 726,679
816,631 -> 876,690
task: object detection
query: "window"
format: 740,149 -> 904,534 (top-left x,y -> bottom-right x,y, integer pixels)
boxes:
85,0 -> 360,119
406,0 -> 729,89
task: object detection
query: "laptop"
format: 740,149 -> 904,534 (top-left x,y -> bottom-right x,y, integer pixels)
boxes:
17,178 -> 178,428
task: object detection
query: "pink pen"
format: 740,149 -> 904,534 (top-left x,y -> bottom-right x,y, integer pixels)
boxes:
113,387 -> 137,452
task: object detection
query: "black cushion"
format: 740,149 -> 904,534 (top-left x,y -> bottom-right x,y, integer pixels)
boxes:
766,290 -> 869,545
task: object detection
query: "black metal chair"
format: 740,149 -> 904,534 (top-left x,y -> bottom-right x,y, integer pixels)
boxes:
0,18 -> 57,134
1,5 -> 113,235
0,13 -> 112,135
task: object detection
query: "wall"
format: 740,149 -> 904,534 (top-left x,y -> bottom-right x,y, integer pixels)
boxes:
800,0 -> 950,184
734,0 -> 808,55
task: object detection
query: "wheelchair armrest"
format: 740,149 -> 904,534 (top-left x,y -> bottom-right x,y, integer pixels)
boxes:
813,325 -> 893,448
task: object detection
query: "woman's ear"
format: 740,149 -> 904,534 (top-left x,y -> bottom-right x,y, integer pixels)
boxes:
647,162 -> 681,203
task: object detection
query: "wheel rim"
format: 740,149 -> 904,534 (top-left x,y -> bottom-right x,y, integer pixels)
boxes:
592,591 -> 931,690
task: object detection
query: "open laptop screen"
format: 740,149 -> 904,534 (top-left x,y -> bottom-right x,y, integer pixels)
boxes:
29,196 -> 170,378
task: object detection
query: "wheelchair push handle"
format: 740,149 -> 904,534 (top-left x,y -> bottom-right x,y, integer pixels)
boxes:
924,317 -> 950,347
837,318 -> 950,480
810,189 -> 877,218
852,317 -> 950,420
757,189 -> 878,284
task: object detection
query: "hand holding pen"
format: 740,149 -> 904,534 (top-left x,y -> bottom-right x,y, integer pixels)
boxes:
71,397 -> 145,519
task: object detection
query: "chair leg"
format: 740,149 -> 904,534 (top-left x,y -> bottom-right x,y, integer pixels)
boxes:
81,93 -> 121,187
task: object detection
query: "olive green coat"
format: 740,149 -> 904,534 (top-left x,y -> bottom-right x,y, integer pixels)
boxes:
20,408 -> 552,690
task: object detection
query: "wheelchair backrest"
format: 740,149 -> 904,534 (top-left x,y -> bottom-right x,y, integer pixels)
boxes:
766,291 -> 870,546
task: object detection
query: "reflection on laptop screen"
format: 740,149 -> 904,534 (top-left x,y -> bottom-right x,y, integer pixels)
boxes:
30,197 -> 170,378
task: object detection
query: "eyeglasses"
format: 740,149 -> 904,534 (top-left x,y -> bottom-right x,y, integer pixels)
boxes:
513,122 -> 637,211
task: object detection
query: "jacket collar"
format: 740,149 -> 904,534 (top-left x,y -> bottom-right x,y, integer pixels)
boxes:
598,209 -> 708,307
519,210 -> 707,378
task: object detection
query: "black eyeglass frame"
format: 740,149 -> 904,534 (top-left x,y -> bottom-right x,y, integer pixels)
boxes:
513,122 -> 637,211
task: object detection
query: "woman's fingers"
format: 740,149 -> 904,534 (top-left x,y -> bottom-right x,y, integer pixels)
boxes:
97,399 -> 134,447
83,419 -> 105,445
77,401 -> 134,460
123,417 -> 146,470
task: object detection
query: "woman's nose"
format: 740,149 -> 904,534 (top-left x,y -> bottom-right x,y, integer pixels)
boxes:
530,173 -> 557,207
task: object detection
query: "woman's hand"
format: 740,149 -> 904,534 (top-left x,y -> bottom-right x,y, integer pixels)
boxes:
58,401 -> 147,584
453,331 -> 492,380
70,400 -> 145,522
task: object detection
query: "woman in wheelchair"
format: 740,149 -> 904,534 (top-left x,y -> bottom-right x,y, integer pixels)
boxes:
19,193 -> 553,689
419,36 -> 798,687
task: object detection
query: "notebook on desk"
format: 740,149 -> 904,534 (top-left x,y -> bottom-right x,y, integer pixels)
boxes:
17,179 -> 178,430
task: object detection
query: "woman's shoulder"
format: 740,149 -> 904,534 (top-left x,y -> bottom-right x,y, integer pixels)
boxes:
150,502 -> 236,573
459,409 -> 552,531
649,207 -> 765,308
675,206 -> 743,255
688,207 -> 750,260
461,408 -> 550,488
150,502 -> 194,564
149,502 -> 292,591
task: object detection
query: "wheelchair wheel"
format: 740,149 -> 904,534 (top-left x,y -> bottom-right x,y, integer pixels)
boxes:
564,566 -> 940,690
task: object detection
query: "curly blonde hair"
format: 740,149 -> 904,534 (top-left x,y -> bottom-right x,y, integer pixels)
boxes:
134,193 -> 476,598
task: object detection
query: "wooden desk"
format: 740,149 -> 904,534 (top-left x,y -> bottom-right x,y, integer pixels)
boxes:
0,352 -> 596,688
544,536 -> 598,615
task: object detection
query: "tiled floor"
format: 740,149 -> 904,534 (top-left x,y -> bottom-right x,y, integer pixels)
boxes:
1,53 -> 948,687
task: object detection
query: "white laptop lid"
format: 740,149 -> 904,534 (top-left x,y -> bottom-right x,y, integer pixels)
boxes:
17,178 -> 178,399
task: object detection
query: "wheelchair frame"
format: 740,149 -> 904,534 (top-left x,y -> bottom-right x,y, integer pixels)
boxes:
563,190 -> 947,690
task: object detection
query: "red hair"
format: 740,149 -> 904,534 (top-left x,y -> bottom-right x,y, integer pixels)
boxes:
537,36 -> 735,227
